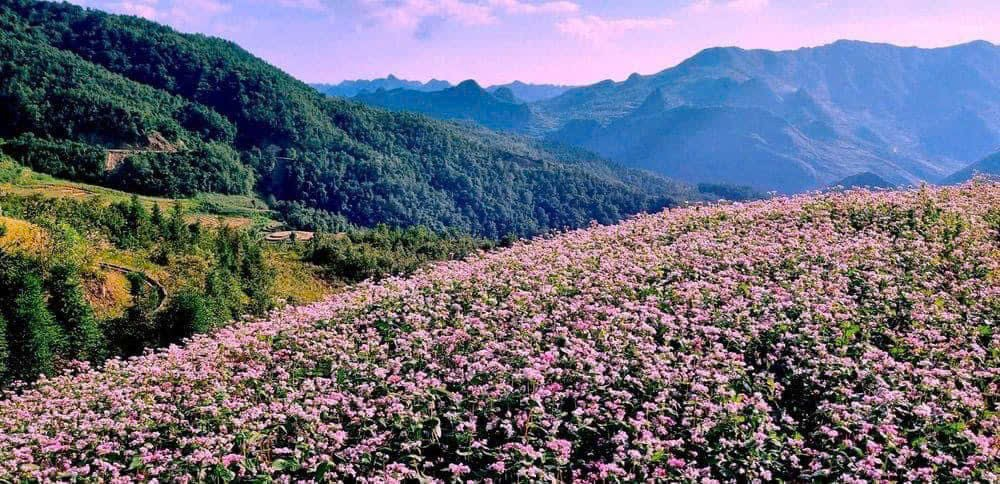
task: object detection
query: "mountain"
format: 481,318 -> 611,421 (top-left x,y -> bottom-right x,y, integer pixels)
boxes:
829,172 -> 896,189
0,0 -> 696,239
536,40 -> 1000,192
549,89 -> 918,193
486,81 -> 574,102
942,151 -> 1000,184
313,77 -> 572,103
312,75 -> 452,97
333,42 -> 1000,193
354,80 -> 534,131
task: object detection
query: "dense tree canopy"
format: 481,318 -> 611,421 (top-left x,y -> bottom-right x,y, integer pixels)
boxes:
0,0 -> 697,237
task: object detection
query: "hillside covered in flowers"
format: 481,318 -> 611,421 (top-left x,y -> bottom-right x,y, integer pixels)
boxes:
0,183 -> 998,482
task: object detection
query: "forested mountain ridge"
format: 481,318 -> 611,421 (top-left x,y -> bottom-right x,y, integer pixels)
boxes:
0,0 -> 695,238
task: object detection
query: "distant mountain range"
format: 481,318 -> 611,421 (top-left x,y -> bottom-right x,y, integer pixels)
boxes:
486,81 -> 575,103
312,76 -> 574,103
354,80 -> 532,130
830,172 -> 896,189
312,75 -> 453,97
943,151 -> 1000,184
340,41 -> 1000,193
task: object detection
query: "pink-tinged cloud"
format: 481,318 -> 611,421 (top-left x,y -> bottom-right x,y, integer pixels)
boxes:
113,0 -> 158,19
361,0 -> 496,32
277,0 -> 327,11
557,14 -> 675,44
687,0 -> 769,14
163,0 -> 231,24
488,0 -> 579,15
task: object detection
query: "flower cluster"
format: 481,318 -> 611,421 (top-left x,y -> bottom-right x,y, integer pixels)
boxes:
0,183 -> 997,482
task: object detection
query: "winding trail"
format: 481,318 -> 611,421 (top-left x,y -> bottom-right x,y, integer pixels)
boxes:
98,262 -> 169,313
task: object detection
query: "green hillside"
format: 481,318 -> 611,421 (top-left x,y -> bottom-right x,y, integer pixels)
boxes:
0,0 -> 692,238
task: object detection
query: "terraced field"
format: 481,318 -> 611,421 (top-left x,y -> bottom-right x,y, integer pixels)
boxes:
1,168 -> 273,230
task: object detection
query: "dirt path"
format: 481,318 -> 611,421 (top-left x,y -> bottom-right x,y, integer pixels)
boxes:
98,262 -> 169,313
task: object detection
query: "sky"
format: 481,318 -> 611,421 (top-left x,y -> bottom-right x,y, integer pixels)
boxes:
69,0 -> 1000,85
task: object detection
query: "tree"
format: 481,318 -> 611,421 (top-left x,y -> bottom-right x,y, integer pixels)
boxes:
150,203 -> 164,232
47,264 -> 104,362
165,203 -> 188,247
239,235 -> 275,315
8,274 -> 63,380
156,288 -> 211,345
106,272 -> 159,356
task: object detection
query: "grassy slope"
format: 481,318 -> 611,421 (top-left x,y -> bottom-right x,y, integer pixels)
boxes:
1,167 -> 332,308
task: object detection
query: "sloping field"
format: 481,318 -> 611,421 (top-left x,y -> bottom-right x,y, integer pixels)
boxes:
2,170 -> 271,229
0,184 -> 997,482
0,216 -> 47,254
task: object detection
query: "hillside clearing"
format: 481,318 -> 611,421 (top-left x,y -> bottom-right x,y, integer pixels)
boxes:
2,168 -> 273,230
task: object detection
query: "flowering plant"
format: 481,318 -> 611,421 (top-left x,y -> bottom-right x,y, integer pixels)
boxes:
1,183 -> 997,482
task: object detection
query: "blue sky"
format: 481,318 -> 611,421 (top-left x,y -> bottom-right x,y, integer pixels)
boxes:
70,0 -> 1000,85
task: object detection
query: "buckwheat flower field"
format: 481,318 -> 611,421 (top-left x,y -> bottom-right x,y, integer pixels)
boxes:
1,184 -> 998,482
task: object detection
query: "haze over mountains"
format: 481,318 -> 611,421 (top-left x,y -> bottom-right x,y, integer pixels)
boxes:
942,150 -> 1000,184
354,80 -> 533,131
340,40 -> 1000,193
312,76 -> 574,103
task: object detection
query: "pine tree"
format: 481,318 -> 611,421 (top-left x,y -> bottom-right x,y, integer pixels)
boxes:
156,288 -> 210,345
166,203 -> 188,246
106,272 -> 159,356
126,194 -> 151,246
150,203 -> 164,234
9,274 -> 64,380
47,264 -> 104,362
239,235 -> 275,315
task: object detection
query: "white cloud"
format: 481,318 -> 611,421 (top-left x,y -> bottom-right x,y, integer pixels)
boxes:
92,0 -> 232,24
277,0 -> 328,11
360,0 -> 495,32
162,0 -> 232,24
358,0 -> 579,35
488,0 -> 579,15
114,0 -> 159,19
556,14 -> 675,44
687,0 -> 769,14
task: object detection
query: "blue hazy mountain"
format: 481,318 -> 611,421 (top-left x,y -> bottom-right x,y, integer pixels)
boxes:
830,172 -> 897,189
542,40 -> 1000,192
486,81 -> 573,102
313,76 -> 572,103
312,75 -> 452,97
353,80 -> 533,130
943,151 -> 1000,184
322,41 -> 999,193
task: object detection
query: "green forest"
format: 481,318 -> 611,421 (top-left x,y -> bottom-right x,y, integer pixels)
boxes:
0,0 -> 709,239
0,191 -> 273,384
